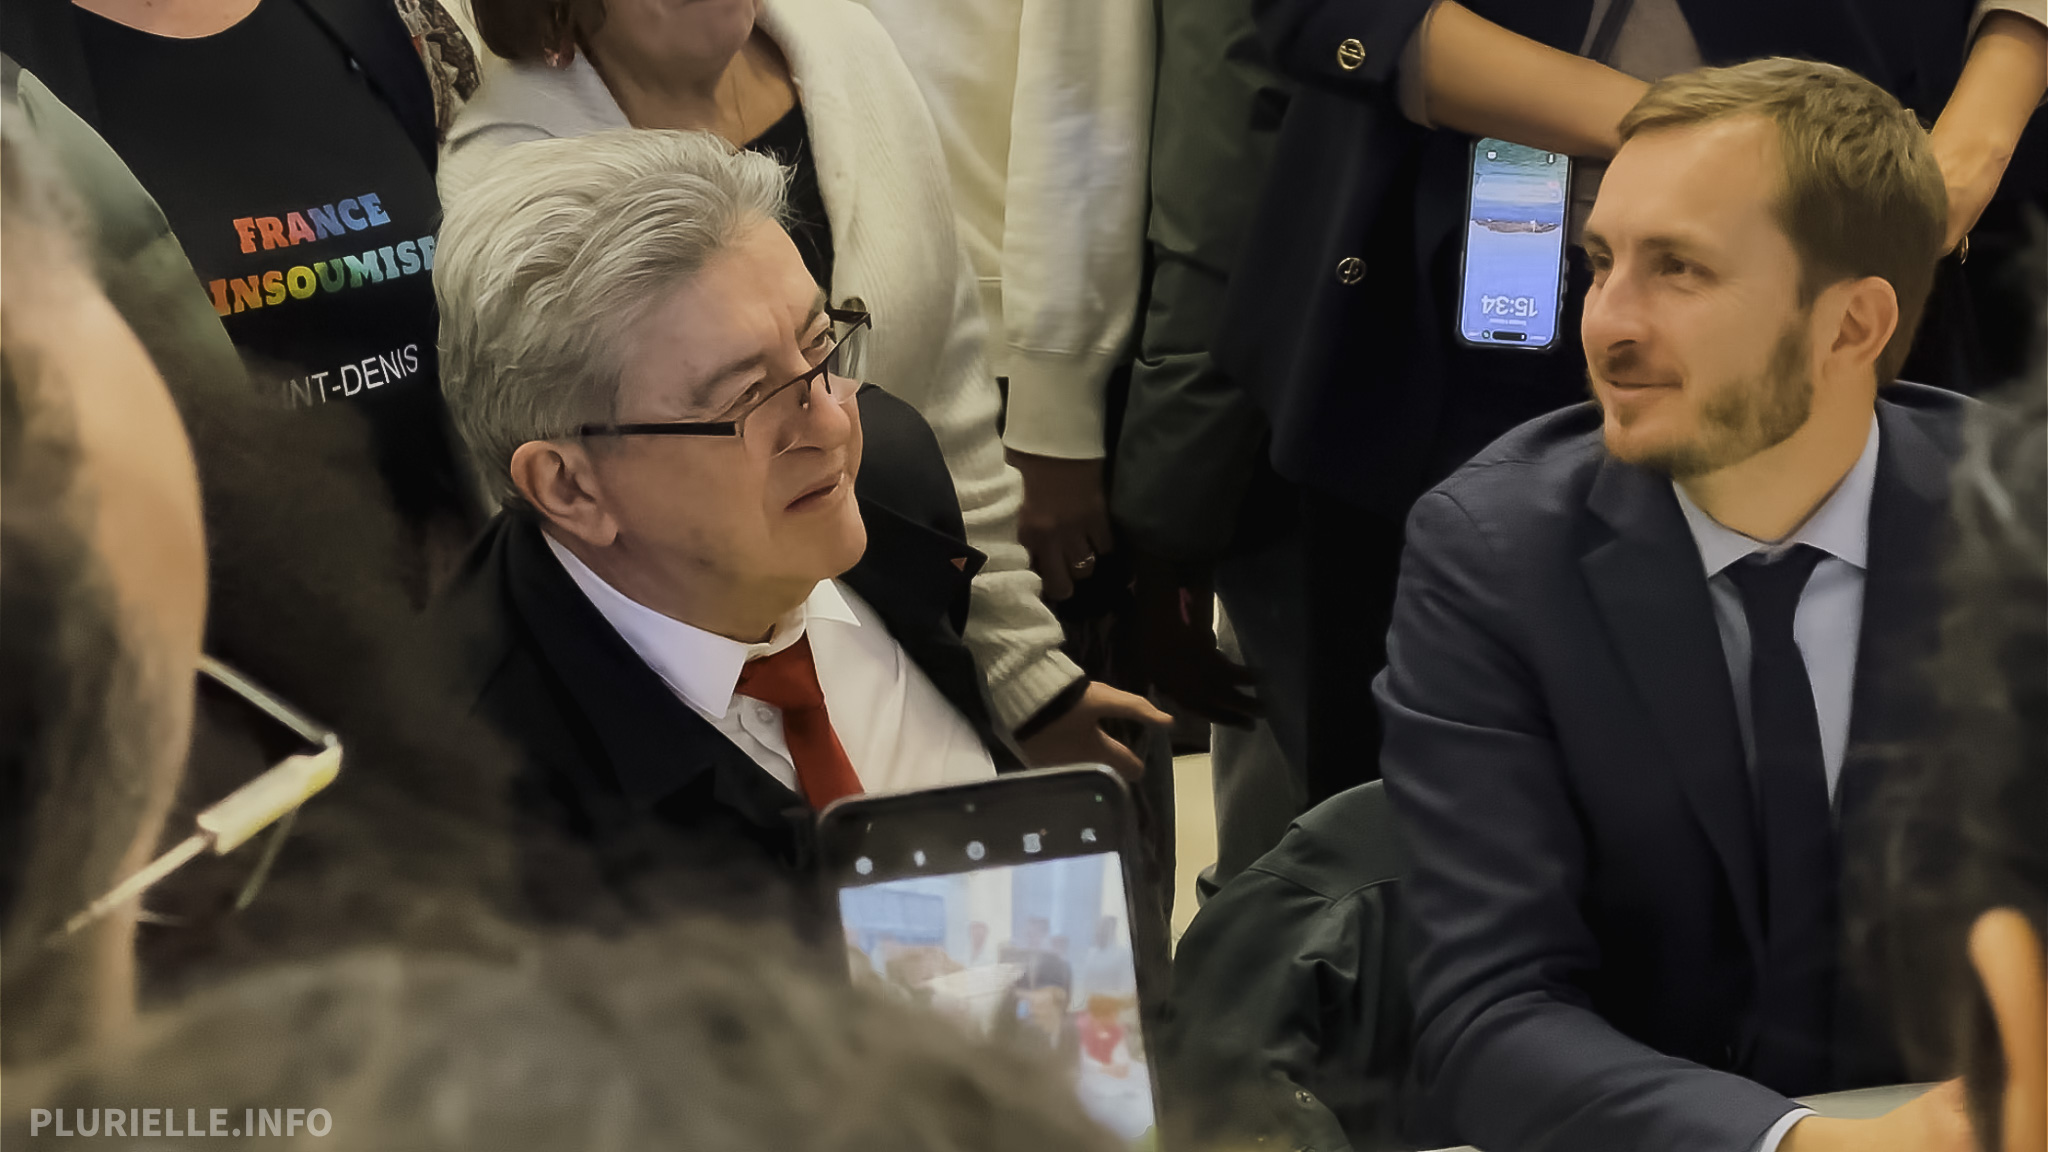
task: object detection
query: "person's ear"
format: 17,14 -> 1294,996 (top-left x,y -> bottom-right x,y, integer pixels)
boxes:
1817,274 -> 1900,389
1968,907 -> 2046,1152
509,439 -> 619,550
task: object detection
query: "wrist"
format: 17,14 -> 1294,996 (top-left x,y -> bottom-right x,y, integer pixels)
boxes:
1573,61 -> 1650,159
1014,676 -> 1089,742
1931,117 -> 2021,172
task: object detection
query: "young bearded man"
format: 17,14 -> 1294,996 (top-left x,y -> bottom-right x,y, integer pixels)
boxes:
1379,59 -> 1978,1152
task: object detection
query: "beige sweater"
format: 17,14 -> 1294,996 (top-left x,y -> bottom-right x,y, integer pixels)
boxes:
438,0 -> 1081,732
852,0 -> 1153,461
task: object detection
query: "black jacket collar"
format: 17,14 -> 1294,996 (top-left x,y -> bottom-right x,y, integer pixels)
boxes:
486,500 -> 1018,828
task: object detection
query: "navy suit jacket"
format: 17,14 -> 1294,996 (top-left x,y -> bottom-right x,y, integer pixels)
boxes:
1377,384 -> 1966,1151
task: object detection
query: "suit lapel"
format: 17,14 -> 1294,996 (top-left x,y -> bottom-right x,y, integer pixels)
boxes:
1838,401 -> 1952,823
841,498 -> 1026,772
499,515 -> 806,831
1833,397 -> 1956,1086
1581,459 -> 1766,962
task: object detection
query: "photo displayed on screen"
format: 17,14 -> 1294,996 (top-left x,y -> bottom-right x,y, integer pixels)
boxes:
839,852 -> 1156,1145
1461,138 -> 1569,348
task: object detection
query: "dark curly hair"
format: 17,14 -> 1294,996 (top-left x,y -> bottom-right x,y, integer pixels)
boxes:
1858,354 -> 2046,1147
10,919 -> 1126,1152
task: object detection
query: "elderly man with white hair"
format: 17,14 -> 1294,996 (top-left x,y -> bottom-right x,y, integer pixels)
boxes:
432,129 -> 1168,903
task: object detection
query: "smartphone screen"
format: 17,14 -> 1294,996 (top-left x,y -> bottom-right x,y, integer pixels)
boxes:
820,770 -> 1159,1146
1458,137 -> 1571,350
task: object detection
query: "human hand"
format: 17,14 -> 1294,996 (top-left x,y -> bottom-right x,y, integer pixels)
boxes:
1931,127 -> 2012,254
1007,449 -> 1113,602
1928,11 -> 2048,253
1132,559 -> 1260,728
1781,1079 -> 1974,1152
1017,681 -> 1172,780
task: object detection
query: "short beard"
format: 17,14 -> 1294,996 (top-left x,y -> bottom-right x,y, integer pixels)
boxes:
1607,316 -> 1815,480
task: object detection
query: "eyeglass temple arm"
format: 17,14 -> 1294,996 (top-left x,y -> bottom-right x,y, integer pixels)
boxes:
58,741 -> 343,939
199,655 -> 333,747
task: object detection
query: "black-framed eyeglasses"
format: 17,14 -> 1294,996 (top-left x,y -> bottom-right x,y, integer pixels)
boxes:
57,656 -> 342,941
575,308 -> 872,448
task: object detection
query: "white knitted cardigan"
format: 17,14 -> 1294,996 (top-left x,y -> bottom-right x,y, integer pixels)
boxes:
438,0 -> 1082,732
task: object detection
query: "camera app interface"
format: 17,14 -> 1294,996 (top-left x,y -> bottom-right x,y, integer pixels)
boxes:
840,851 -> 1156,1145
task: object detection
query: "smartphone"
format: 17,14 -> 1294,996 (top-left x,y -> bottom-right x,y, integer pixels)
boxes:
818,768 -> 1162,1146
1457,137 -> 1571,350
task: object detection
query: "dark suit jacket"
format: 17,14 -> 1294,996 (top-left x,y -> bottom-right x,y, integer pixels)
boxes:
1376,383 -> 1966,1152
1160,782 -> 1411,1152
1222,0 -> 2038,519
437,387 -> 1027,921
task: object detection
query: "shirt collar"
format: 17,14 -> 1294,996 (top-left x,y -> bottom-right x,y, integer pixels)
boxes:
1673,415 -> 1880,577
542,533 -> 860,719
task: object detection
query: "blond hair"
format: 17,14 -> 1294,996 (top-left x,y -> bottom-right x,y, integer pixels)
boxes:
1620,58 -> 1948,383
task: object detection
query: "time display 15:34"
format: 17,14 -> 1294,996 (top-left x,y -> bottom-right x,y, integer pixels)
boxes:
1480,294 -> 1542,319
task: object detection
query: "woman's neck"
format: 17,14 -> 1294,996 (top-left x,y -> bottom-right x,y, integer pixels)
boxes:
586,30 -> 794,146
72,0 -> 261,38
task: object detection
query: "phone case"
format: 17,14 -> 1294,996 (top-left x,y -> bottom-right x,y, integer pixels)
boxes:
1457,137 -> 1572,352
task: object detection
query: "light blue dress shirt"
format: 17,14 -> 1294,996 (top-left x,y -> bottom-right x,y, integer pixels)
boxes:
1671,416 -> 1880,1152
1673,417 -> 1880,800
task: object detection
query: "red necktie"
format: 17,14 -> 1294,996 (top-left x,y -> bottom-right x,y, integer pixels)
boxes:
735,635 -> 864,810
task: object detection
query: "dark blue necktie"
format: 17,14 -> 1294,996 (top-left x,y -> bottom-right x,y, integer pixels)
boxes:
1726,544 -> 1837,1094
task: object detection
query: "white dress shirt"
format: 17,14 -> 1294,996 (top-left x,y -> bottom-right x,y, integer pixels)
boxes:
544,535 -> 997,797
1672,416 -> 1880,1152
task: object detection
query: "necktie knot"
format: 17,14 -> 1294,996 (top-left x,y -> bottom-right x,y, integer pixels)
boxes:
736,636 -> 828,715
1726,544 -> 1828,637
733,635 -> 862,810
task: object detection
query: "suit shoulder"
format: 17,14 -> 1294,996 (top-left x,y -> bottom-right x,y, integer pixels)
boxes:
1419,402 -> 1607,542
432,515 -> 531,707
854,385 -> 965,540
1881,380 -> 1974,450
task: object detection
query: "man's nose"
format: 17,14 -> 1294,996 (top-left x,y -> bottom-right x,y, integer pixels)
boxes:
1581,266 -> 1647,366
785,374 -> 854,454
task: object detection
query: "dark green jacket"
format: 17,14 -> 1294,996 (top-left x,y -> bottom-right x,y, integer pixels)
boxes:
1110,0 -> 1295,567
1158,782 -> 1412,1151
4,58 -> 250,408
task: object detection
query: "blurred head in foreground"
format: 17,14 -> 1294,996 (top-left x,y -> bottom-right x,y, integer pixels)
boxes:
9,919 -> 1126,1152
0,104 -> 208,1063
1866,373 -> 2046,1152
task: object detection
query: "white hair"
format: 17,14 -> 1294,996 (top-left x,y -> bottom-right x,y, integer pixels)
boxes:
434,129 -> 789,509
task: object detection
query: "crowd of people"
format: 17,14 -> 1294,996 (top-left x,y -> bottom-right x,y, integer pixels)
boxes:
0,0 -> 2042,1149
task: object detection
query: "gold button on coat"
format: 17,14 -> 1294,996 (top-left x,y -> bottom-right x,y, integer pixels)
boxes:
1336,38 -> 1367,70
840,295 -> 867,313
1335,257 -> 1366,285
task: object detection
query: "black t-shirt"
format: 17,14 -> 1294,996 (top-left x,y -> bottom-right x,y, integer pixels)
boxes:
78,0 -> 473,528
746,103 -> 834,289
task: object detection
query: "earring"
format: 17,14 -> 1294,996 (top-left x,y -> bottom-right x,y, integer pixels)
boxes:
543,8 -> 572,67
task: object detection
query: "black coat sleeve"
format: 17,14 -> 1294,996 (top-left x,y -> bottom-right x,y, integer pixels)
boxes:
1251,0 -> 1435,98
